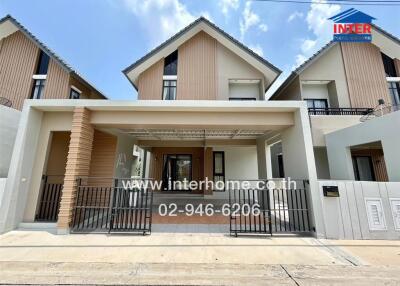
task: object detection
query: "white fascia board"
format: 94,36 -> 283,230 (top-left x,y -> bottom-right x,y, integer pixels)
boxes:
25,99 -> 307,113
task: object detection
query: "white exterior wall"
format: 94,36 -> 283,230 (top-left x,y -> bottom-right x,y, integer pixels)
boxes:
216,43 -> 265,100
113,133 -> 137,179
310,115 -> 363,147
0,106 -> 20,177
210,146 -> 258,199
326,111 -> 400,182
302,84 -> 329,101
319,180 -> 400,240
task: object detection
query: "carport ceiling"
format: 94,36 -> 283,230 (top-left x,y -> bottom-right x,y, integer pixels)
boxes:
120,128 -> 272,140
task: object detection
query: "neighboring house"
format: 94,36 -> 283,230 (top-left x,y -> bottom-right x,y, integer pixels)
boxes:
0,15 -> 106,111
269,24 -> 400,183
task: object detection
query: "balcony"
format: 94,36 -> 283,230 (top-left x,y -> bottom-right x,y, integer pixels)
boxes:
308,107 -> 373,116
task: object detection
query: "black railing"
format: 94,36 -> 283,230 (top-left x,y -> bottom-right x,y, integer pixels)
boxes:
35,175 -> 64,222
229,180 -> 312,236
71,177 -> 153,234
308,107 -> 373,115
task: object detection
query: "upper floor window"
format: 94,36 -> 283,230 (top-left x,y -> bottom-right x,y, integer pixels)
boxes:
31,79 -> 45,99
381,53 -> 397,77
164,51 -> 178,75
305,98 -> 328,109
36,51 -> 50,75
70,87 -> 81,99
162,80 -> 177,100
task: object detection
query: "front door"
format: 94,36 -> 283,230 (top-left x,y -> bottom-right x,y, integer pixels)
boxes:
162,154 -> 192,191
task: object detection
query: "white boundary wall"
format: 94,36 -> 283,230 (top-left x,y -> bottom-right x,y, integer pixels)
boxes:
0,106 -> 20,177
319,180 -> 400,240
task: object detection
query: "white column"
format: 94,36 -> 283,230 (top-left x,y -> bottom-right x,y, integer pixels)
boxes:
256,138 -> 267,179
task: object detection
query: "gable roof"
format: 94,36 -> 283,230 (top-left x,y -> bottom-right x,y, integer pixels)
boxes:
329,8 -> 376,24
123,17 -> 281,91
270,23 -> 400,100
0,14 -> 107,99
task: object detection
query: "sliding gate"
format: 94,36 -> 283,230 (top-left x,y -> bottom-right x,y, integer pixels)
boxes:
229,180 -> 313,236
71,178 -> 153,234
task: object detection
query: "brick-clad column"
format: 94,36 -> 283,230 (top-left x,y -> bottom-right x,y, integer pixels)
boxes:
57,108 -> 94,232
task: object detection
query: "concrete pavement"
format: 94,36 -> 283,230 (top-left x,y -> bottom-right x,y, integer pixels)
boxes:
0,230 -> 399,285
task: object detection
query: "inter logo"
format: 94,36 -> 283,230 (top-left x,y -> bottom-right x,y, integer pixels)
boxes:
329,8 -> 376,43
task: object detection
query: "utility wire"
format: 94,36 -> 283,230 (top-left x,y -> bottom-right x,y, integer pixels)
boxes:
252,0 -> 400,5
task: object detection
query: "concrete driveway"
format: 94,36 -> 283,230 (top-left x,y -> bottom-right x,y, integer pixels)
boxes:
0,230 -> 399,285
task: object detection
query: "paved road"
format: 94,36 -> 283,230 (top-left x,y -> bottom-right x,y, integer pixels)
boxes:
1,261 -> 400,285
1,230 -> 400,285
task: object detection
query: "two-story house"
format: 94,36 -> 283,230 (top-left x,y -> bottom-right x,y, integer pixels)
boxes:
269,24 -> 400,183
0,15 -> 106,110
0,17 -> 324,237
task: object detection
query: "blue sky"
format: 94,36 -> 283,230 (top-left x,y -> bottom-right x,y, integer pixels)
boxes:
0,0 -> 399,100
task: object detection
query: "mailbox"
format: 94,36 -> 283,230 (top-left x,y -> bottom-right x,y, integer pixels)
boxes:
323,186 -> 339,197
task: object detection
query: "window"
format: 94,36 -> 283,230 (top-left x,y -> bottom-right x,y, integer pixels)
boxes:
381,53 -> 397,77
31,79 -> 46,99
162,80 -> 177,100
229,97 -> 257,101
213,152 -> 225,191
36,51 -> 50,75
164,50 -> 178,75
352,156 -> 376,181
388,82 -> 400,106
305,99 -> 328,109
69,88 -> 81,99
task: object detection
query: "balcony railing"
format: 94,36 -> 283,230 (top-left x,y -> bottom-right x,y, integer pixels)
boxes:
308,107 -> 373,116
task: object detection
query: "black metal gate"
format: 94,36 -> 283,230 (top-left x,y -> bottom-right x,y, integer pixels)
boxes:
229,180 -> 313,236
71,178 -> 153,234
35,175 -> 64,222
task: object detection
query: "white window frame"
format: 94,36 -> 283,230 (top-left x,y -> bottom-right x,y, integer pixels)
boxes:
32,74 -> 47,80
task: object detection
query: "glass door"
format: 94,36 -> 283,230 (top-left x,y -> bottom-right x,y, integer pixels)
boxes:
162,154 -> 192,191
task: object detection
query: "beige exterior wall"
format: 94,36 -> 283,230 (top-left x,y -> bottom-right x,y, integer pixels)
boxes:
0,31 -> 39,110
216,42 -> 265,100
42,58 -> 70,99
341,42 -> 391,108
137,59 -> 164,100
394,58 -> 400,76
88,130 -> 118,186
300,44 -> 351,108
44,131 -> 70,177
177,31 -> 217,100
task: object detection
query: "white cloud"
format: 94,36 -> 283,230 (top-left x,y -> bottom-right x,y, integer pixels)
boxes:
293,0 -> 340,69
123,0 -> 207,47
258,23 -> 268,32
219,0 -> 240,17
288,11 -> 304,22
239,1 -> 268,40
301,39 -> 317,54
248,44 -> 264,57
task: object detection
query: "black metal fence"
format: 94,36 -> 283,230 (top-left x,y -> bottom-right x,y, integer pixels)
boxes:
229,180 -> 312,236
71,178 -> 153,234
35,175 -> 64,222
308,107 -> 373,116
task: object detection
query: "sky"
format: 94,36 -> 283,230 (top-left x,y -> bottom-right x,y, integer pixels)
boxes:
0,0 -> 399,100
